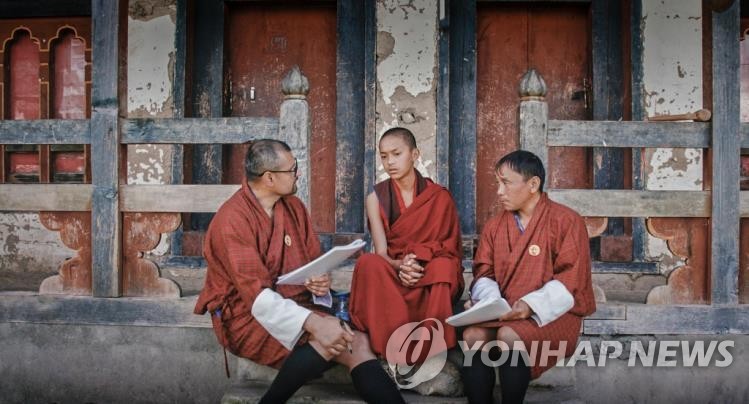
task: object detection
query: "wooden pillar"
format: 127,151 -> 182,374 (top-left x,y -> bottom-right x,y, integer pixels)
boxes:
190,0 -> 224,231
279,66 -> 311,207
169,0 -> 188,255
335,0 -> 366,234
711,0 -> 740,305
592,0 -> 626,241
91,0 -> 122,297
518,69 -> 549,170
449,0 -> 476,235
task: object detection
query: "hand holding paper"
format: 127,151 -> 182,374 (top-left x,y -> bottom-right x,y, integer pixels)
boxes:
445,296 -> 512,327
277,239 -> 366,285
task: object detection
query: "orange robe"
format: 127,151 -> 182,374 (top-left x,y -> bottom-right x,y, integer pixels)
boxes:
472,193 -> 596,379
194,181 -> 325,368
349,172 -> 464,359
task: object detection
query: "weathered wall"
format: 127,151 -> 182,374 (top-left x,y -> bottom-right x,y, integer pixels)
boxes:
640,0 -> 703,274
127,0 -> 178,257
375,0 -> 438,181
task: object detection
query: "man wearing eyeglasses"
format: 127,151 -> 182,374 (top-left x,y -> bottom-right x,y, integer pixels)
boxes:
195,139 -> 404,403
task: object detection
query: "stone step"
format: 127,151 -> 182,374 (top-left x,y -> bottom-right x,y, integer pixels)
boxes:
221,382 -> 584,404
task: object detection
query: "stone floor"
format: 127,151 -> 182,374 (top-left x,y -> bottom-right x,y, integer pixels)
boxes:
221,382 -> 585,404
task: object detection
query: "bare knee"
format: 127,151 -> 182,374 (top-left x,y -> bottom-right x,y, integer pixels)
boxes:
496,326 -> 525,352
462,326 -> 495,350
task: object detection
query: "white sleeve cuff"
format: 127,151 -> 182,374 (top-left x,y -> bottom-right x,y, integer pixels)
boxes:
251,288 -> 312,350
313,291 -> 333,308
471,277 -> 502,303
520,280 -> 574,327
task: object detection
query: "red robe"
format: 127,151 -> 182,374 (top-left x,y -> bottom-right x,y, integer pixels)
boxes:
349,173 -> 464,359
194,181 -> 324,368
472,193 -> 596,379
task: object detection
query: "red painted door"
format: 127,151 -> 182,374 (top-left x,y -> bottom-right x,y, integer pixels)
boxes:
224,2 -> 337,233
476,3 -> 591,230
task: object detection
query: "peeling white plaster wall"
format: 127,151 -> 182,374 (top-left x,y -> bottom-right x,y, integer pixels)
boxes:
641,0 -> 702,269
128,14 -> 175,116
0,214 -> 74,289
375,0 -> 438,181
126,2 -> 178,256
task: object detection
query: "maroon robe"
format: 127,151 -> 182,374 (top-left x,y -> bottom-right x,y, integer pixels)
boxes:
194,181 -> 325,368
472,193 -> 596,378
349,172 -> 464,359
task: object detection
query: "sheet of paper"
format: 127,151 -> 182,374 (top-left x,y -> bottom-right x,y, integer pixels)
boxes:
276,239 -> 366,285
445,296 -> 512,327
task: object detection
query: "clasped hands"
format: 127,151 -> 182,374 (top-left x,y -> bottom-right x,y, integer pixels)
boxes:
397,253 -> 424,287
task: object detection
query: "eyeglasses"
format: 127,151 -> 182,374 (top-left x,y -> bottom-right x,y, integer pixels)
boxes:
260,158 -> 298,176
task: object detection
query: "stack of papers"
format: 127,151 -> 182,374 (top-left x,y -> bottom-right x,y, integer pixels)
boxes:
445,297 -> 512,327
277,239 -> 366,285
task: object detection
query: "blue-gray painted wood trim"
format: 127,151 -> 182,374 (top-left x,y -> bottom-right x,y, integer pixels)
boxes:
170,0 -> 189,256
630,0 -> 647,263
0,120 -> 90,144
449,0 -> 477,235
335,0 -> 366,234
710,2 -> 741,305
592,260 -> 658,274
0,0 -> 91,17
435,0 -> 450,187
591,0 -> 625,238
191,0 -> 225,231
90,0 -> 122,297
363,0 -> 377,230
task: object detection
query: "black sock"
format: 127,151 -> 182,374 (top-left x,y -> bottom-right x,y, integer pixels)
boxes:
461,350 -> 496,404
350,359 -> 405,404
259,343 -> 333,404
497,350 -> 531,404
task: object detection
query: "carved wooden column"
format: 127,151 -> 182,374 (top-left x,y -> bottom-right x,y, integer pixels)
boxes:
279,66 -> 311,206
518,68 -> 549,170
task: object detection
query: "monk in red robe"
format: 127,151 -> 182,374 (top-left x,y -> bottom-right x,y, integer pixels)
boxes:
195,139 -> 404,403
349,127 -> 464,364
460,150 -> 596,404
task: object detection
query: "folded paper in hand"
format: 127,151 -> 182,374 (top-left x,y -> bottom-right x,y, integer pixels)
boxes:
445,297 -> 512,327
276,239 -> 366,285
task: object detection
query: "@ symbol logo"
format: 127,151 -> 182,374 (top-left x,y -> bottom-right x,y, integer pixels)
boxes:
385,318 -> 448,389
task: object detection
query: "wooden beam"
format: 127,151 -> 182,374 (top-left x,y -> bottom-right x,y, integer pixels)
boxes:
0,120 -> 90,145
91,0 -> 122,297
0,293 -> 210,328
449,0 -> 477,234
0,0 -> 91,17
335,0 -> 366,233
587,304 -> 626,320
0,184 -> 91,211
120,118 -> 279,144
584,304 -> 749,334
547,120 -> 711,148
121,185 -> 240,212
547,189 -> 710,217
711,1 -> 741,305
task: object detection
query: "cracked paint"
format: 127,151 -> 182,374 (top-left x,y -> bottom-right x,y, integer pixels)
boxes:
641,0 -> 703,269
375,0 -> 438,180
